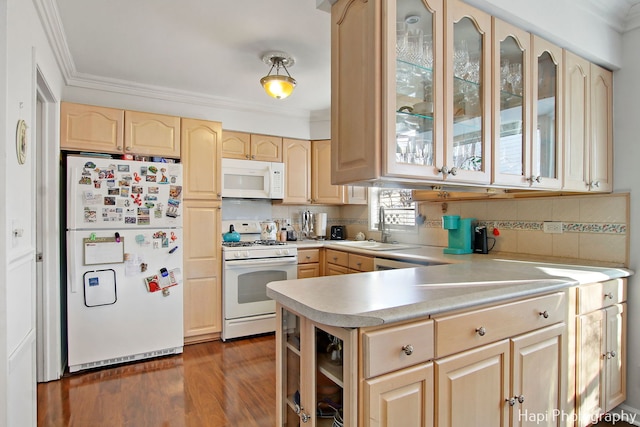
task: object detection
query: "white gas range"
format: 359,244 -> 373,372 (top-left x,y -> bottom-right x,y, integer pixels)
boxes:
221,220 -> 298,341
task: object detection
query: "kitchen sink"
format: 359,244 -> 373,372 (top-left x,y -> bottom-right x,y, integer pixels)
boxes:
329,240 -> 420,251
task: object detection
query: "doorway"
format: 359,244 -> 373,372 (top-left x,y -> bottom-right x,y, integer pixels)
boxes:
35,67 -> 62,382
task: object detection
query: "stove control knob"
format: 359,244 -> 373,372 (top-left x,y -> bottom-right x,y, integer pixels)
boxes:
242,251 -> 249,258
276,249 -> 282,255
283,249 -> 290,255
234,252 -> 241,258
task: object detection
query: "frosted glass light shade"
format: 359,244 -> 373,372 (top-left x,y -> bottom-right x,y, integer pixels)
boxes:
261,75 -> 296,99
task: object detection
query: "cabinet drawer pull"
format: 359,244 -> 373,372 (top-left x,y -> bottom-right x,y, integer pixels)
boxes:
401,344 -> 414,356
605,292 -> 614,299
305,256 -> 311,260
333,257 -> 338,261
475,327 -> 486,336
539,310 -> 549,319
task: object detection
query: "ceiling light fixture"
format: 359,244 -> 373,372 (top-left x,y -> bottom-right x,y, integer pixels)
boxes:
260,52 -> 296,100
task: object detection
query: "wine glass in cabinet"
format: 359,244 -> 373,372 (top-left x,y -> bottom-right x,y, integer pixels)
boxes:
387,0 -> 444,180
443,0 -> 492,184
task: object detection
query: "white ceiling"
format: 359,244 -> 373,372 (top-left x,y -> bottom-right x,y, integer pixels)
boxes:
46,0 -> 640,118
52,0 -> 332,116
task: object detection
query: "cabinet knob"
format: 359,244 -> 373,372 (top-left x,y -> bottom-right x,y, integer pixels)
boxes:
476,326 -> 486,336
125,146 -> 131,152
245,154 -> 250,159
117,146 -> 123,151
539,310 -> 549,319
449,167 -> 458,176
306,256 -> 311,260
251,155 -> 256,159
528,176 -> 542,184
301,412 -> 310,423
402,344 -> 414,356
591,181 -> 601,189
605,292 -> 614,300
611,351 -> 617,358
506,397 -> 516,407
517,395 -> 525,404
437,166 -> 449,176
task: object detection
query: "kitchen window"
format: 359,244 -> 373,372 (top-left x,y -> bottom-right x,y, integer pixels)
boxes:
369,188 -> 416,231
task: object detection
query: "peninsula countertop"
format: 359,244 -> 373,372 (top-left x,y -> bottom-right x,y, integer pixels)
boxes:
266,247 -> 632,328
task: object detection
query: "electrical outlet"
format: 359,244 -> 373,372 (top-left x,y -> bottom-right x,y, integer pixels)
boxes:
543,221 -> 563,234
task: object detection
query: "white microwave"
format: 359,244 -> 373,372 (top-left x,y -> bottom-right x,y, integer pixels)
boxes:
221,158 -> 284,199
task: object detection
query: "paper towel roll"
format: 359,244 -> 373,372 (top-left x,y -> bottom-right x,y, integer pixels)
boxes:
315,213 -> 327,239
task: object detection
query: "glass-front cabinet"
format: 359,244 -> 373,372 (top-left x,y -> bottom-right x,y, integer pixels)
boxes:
492,19 -> 530,187
531,35 -> 563,190
443,0 -> 492,184
387,0 -> 444,179
276,305 -> 356,426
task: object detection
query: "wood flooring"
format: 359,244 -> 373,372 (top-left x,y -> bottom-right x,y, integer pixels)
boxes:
37,333 -> 636,426
37,334 -> 276,427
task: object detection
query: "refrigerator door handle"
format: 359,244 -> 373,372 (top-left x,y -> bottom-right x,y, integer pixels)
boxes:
67,230 -> 79,293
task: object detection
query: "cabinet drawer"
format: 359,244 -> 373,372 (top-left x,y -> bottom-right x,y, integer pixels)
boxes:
349,253 -> 373,272
297,264 -> 319,279
298,248 -> 320,264
363,319 -> 434,379
326,249 -> 349,267
434,292 -> 565,358
577,278 -> 626,314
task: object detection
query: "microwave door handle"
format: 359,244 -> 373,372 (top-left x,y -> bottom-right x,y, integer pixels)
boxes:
266,165 -> 272,198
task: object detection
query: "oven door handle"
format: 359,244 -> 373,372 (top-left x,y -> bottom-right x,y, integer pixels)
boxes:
224,257 -> 298,268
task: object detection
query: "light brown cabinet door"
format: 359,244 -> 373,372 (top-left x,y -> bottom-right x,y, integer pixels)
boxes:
281,139 -> 311,204
297,264 -> 319,279
511,323 -> 565,427
604,303 -> 626,412
576,309 -> 605,427
251,134 -> 283,162
365,362 -> 434,427
221,130 -> 251,159
183,201 -> 221,339
181,118 -> 222,200
563,50 -> 590,192
312,140 -> 345,204
60,102 -> 124,154
589,64 -> 613,193
491,18 -> 531,187
436,340 -> 510,427
444,0 -> 493,184
346,186 -> 368,205
124,110 -> 180,158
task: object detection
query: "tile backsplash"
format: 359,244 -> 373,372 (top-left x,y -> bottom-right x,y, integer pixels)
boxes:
338,193 -> 630,266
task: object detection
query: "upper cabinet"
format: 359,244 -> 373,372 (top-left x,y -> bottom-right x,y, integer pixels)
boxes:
60,102 -> 125,155
222,130 -> 283,162
60,102 -> 181,158
124,110 -> 181,158
181,118 -> 222,201
563,52 -> 613,193
281,138 -> 312,204
444,0 -> 492,184
491,18 -> 530,187
312,139 -> 346,204
330,0 -> 612,194
530,35 -> 563,190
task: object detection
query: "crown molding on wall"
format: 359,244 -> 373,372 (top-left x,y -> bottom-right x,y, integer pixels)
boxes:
32,0 -> 316,120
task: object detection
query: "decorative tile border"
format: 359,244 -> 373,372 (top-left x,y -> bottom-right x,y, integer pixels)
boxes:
328,218 -> 627,235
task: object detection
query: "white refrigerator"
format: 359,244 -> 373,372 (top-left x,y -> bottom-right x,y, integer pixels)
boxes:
66,155 -> 184,372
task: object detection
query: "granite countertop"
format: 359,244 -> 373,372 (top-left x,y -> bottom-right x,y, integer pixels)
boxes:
267,242 -> 633,328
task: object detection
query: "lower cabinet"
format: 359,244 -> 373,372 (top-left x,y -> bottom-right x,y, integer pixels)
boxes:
298,248 -> 321,279
575,279 -> 627,427
365,363 -> 434,427
325,249 -> 373,275
435,324 -> 565,427
276,281 -> 626,427
276,305 -> 357,427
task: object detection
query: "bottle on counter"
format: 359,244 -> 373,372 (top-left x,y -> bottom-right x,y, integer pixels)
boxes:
279,228 -> 287,242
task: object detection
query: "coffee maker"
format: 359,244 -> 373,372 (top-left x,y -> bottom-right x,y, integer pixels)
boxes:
442,215 -> 475,254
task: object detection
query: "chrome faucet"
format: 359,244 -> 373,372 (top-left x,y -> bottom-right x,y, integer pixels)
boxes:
378,206 -> 391,243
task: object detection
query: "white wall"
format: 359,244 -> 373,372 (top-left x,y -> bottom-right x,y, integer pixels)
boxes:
612,26 -> 640,415
3,0 -> 64,425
